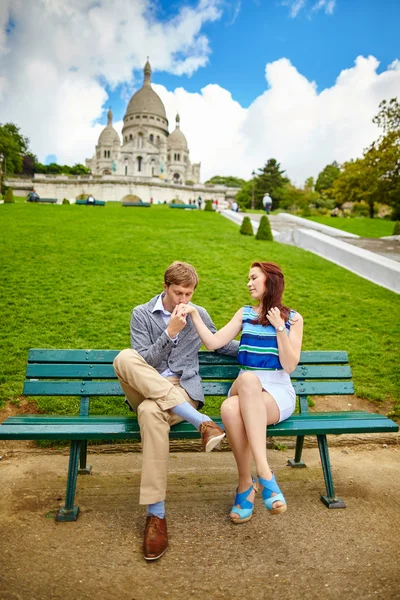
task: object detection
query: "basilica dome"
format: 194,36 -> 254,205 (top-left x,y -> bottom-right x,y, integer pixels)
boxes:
168,114 -> 188,149
98,109 -> 120,145
124,60 -> 167,120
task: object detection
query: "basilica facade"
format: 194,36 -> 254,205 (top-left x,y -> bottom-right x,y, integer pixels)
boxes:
86,61 -> 200,184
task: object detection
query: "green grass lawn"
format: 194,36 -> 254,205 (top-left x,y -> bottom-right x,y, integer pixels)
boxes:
307,216 -> 395,238
0,195 -> 26,203
1,202 -> 399,419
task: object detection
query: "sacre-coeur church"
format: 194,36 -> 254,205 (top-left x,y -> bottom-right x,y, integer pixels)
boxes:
8,61 -> 238,205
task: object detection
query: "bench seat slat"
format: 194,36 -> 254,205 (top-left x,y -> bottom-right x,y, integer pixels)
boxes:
22,380 -> 355,396
27,349 -> 350,365
3,412 -> 387,424
0,413 -> 397,441
25,364 -> 353,380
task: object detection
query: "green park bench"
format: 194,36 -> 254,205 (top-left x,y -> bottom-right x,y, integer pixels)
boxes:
75,199 -> 106,206
169,203 -> 197,209
0,349 -> 397,522
37,198 -> 58,204
122,201 -> 151,207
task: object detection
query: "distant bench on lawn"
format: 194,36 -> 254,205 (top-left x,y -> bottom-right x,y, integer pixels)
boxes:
169,203 -> 197,209
122,201 -> 151,207
75,199 -> 106,206
37,198 -> 57,204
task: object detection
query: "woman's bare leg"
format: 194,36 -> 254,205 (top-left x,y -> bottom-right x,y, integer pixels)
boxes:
230,373 -> 284,509
221,395 -> 255,518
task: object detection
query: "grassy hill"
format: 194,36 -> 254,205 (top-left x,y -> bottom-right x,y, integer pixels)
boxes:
1,202 -> 399,417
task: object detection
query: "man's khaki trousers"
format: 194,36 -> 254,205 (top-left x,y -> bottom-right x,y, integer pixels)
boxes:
113,348 -> 198,505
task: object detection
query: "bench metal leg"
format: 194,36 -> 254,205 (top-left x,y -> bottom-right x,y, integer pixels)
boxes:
56,440 -> 80,522
287,435 -> 307,468
317,434 -> 346,509
78,440 -> 92,475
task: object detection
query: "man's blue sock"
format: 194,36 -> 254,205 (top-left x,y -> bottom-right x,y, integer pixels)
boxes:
171,401 -> 212,430
147,500 -> 165,519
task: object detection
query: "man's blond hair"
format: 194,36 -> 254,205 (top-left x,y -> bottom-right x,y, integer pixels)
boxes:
164,261 -> 199,289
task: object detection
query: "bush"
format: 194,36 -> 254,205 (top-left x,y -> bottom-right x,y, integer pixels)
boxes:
121,194 -> 142,203
301,205 -> 312,217
393,221 -> 400,236
352,201 -> 369,217
62,198 -> 70,205
240,216 -> 254,236
4,188 -> 15,203
256,215 -> 273,241
204,199 -> 214,212
185,180 -> 194,185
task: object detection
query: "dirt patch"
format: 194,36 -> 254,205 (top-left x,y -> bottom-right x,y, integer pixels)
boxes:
0,447 -> 399,600
309,394 -> 394,416
0,398 -> 41,421
0,399 -> 43,453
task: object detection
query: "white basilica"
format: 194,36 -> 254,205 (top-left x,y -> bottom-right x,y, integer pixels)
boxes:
86,61 -> 200,184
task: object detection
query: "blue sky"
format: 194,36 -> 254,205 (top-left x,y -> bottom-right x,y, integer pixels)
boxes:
106,0 -> 400,119
1,0 -> 399,182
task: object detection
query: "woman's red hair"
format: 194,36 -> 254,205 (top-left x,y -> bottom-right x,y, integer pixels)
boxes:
251,261 -> 290,326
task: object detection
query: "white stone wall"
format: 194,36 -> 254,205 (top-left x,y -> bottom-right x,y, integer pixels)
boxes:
5,175 -> 239,207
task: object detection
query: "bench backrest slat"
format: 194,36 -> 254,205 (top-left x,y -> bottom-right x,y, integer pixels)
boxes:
26,363 -> 352,380
23,379 -> 354,397
27,349 -> 349,365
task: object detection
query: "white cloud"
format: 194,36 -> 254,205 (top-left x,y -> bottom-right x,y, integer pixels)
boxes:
0,0 -> 222,162
155,55 -> 400,184
1,2 -> 399,186
282,0 -> 336,18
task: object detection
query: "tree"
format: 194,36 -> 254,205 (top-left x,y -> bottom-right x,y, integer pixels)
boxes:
34,162 -> 90,175
254,159 -> 289,209
331,158 -> 377,214
372,97 -> 400,133
304,177 -> 315,192
235,180 -> 252,209
0,123 -> 29,176
205,175 -> 246,188
331,98 -> 400,218
315,161 -> 341,194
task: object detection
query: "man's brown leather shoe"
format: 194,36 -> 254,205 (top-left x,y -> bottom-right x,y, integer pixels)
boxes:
200,421 -> 225,452
143,516 -> 168,561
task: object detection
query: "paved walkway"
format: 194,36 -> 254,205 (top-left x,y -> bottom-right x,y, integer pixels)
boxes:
249,213 -> 400,262
1,445 -> 399,599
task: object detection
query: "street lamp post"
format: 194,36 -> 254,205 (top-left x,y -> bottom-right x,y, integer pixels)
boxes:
251,170 -> 256,210
0,153 -> 3,196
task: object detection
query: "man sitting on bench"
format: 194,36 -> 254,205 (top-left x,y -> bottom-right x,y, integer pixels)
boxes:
113,261 -> 238,562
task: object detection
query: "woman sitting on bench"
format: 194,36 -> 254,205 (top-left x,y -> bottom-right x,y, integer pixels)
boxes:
182,261 -> 303,524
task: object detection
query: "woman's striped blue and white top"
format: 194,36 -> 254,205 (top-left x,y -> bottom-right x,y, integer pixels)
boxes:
238,305 -> 294,371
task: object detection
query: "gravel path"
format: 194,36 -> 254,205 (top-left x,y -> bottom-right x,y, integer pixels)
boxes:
1,445 -> 399,600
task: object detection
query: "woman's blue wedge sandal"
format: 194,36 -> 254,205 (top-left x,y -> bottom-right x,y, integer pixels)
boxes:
230,476 -> 258,524
257,473 -> 287,515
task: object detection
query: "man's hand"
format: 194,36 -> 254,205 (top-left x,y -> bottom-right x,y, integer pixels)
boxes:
167,304 -> 187,338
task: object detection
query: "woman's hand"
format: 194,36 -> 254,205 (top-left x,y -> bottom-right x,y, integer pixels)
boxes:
179,303 -> 197,316
267,307 -> 285,330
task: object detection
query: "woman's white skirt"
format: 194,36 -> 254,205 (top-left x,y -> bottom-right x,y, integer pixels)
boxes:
230,369 -> 296,424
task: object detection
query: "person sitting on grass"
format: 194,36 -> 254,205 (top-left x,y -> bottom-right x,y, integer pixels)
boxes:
181,261 -> 303,524
113,261 -> 238,561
